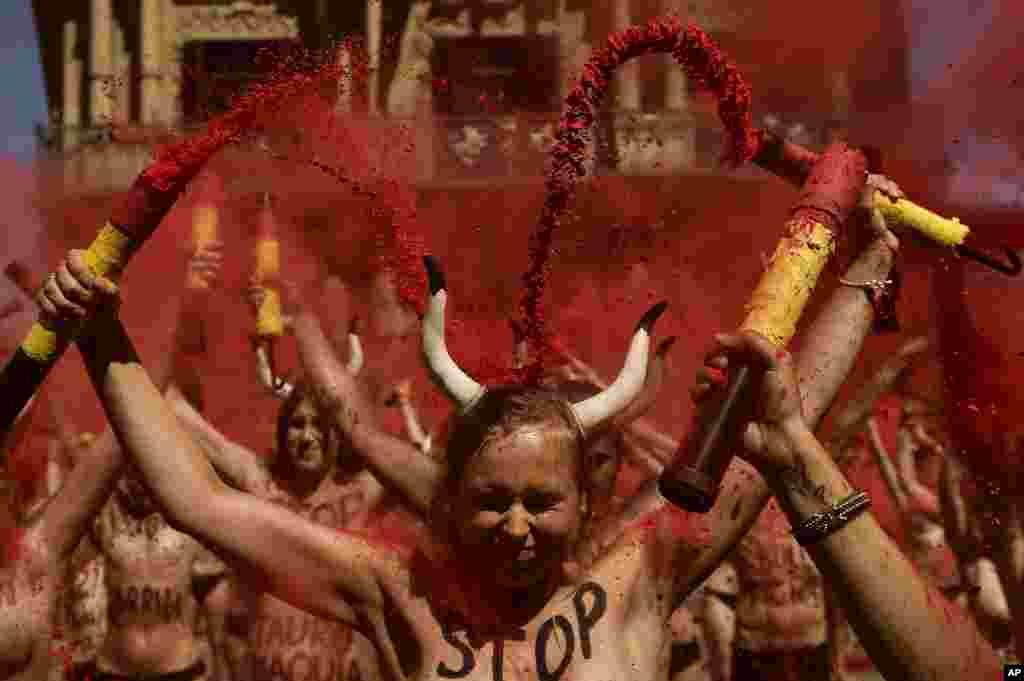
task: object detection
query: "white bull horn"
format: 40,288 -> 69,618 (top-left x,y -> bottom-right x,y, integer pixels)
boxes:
611,335 -> 676,430
570,302 -> 667,434
421,256 -> 485,409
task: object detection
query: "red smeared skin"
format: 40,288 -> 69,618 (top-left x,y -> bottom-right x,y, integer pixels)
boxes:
705,366 -> 727,386
517,17 -> 755,383
0,525 -> 26,563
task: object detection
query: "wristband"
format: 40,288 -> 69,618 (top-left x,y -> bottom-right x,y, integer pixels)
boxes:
792,490 -> 872,546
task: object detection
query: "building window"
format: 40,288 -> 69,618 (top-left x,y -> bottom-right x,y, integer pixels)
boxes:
181,40 -> 293,123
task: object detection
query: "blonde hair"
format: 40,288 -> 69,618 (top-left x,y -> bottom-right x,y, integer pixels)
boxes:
433,386 -> 592,540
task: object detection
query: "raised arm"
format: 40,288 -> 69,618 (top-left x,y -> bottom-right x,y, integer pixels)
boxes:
44,252 -> 393,630
895,413 -> 942,520
827,336 -> 929,457
722,330 -> 1001,681
165,385 -> 271,493
33,246 -> 214,560
988,500 -> 1024,658
946,458 -> 1019,650
386,379 -> 434,456
866,417 -> 912,514
287,285 -> 441,517
665,176 -> 906,597
585,191 -> 902,575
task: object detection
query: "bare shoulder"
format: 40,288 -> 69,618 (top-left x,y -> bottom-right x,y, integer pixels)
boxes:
586,532 -> 657,599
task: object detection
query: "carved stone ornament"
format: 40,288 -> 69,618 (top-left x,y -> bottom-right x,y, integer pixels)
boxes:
174,2 -> 299,43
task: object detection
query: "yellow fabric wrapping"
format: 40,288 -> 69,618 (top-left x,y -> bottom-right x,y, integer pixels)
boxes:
255,239 -> 283,339
741,220 -> 835,347
875,195 -> 968,247
255,239 -> 280,280
21,323 -> 63,362
257,289 -> 284,338
189,203 -> 219,290
82,222 -> 134,279
21,223 -> 133,362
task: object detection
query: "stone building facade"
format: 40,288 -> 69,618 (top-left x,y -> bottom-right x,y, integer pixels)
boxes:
31,1 -> 854,191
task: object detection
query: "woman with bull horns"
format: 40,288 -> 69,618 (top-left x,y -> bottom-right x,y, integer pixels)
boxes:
166,276 -> 387,681
48,245 -> 716,680
43,196 -> 1002,681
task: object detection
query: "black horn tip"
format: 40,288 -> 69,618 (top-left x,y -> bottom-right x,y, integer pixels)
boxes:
423,256 -> 447,294
637,301 -> 668,333
657,336 -> 678,356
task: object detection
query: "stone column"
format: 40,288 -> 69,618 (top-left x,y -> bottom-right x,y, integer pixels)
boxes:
366,0 -> 382,115
63,20 -> 83,149
113,20 -> 131,122
162,0 -> 181,126
140,0 -> 164,124
664,59 -> 687,112
336,45 -> 353,113
611,0 -> 640,111
661,0 -> 694,169
558,3 -> 586,102
89,0 -> 114,125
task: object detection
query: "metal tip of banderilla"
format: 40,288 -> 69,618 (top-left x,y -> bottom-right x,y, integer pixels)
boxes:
954,244 -> 1022,276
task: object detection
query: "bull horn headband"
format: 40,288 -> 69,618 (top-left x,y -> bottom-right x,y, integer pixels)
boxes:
421,256 -> 667,432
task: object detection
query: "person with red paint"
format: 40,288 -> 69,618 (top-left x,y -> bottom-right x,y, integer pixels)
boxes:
378,334 -> 732,681
828,379 -> 962,680
575,175 -> 914,681
544,356 -> 736,681
821,339 -> 991,681
229,172 -> 955,681
60,241 -> 231,681
42,247 -> 684,681
42,184 -> 998,681
163,275 -> 389,681
942,456 -> 1020,665
0,241 -> 220,681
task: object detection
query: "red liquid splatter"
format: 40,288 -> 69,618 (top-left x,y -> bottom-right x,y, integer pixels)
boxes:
934,251 -> 1024,495
517,17 -> 756,384
113,40 -> 369,237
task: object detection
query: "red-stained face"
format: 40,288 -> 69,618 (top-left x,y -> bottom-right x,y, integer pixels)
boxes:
455,427 -> 585,591
285,398 -> 331,474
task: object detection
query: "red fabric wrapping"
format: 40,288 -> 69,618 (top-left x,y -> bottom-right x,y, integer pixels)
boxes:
791,143 -> 867,231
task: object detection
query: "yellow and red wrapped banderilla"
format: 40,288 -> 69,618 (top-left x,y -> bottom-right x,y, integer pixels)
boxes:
660,143 -> 868,512
188,176 -> 222,291
749,130 -> 1022,274
254,192 -> 285,339
250,192 -> 287,395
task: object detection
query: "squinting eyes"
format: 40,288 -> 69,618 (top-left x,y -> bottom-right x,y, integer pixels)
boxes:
475,493 -> 514,513
525,498 -> 559,513
475,494 -> 561,514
